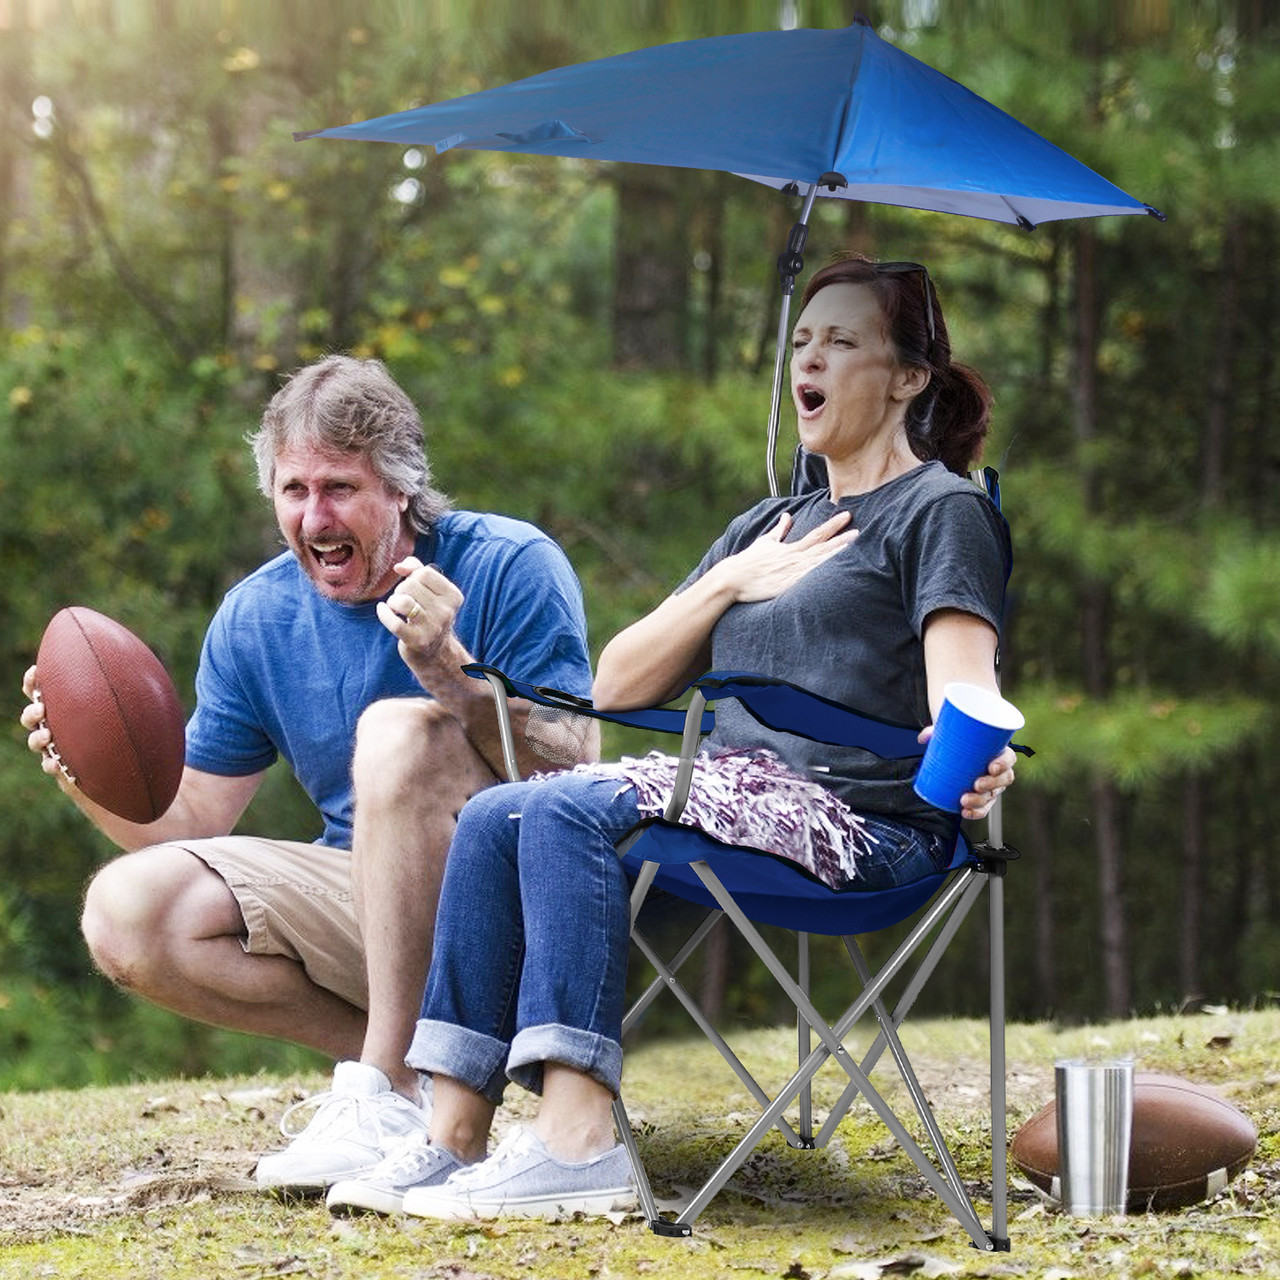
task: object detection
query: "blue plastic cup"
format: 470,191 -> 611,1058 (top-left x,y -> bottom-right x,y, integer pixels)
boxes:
913,682 -> 1024,813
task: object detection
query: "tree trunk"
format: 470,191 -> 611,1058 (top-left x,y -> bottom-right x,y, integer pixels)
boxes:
1246,212 -> 1277,525
751,199 -> 792,377
695,172 -> 727,383
1202,210 -> 1243,509
1091,772 -> 1130,1015
1178,216 -> 1243,1004
1179,773 -> 1205,1006
612,165 -> 689,371
1028,790 -> 1057,1013
0,0 -> 32,327
698,924 -> 730,1024
1074,222 -> 1130,1018
208,103 -> 237,351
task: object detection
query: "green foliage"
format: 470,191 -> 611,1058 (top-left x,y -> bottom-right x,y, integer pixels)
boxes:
1197,533 -> 1280,657
0,976 -> 326,1092
2,2 -> 1280,1078
1013,686 -> 1270,789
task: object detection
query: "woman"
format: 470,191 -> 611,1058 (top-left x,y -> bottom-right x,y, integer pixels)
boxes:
324,255 -> 1017,1221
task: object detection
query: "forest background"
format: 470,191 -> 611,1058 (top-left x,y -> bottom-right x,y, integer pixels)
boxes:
0,0 -> 1277,1093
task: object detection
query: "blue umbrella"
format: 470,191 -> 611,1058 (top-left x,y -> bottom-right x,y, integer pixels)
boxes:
298,20 -> 1162,489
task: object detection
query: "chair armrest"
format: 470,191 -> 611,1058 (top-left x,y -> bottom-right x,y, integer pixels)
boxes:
463,663 -> 712,825
466,664 -> 1026,832
462,663 -> 716,735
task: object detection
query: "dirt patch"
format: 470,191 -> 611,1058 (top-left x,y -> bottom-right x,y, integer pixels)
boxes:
0,1081 -> 290,1245
1,1159 -> 259,1241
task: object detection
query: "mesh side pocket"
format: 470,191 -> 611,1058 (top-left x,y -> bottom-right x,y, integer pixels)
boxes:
526,703 -> 592,766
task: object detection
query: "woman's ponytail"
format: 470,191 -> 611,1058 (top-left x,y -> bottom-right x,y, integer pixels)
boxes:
906,361 -> 992,476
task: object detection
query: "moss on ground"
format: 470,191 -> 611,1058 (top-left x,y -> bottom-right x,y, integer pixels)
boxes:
3,1009 -> 1279,1279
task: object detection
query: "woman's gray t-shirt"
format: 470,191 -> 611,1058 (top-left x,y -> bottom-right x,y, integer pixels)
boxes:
680,461 -> 1010,836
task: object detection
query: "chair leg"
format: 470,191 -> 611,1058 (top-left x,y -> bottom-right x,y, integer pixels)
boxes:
612,1093 -> 691,1237
797,931 -> 814,1146
988,871 -> 1010,1250
629,923 -> 806,1148
844,938 -> 973,1213
623,910 -> 723,1036
679,861 -> 996,1250
815,874 -> 986,1145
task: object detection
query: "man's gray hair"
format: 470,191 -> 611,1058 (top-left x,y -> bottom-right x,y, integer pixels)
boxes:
250,355 -> 450,533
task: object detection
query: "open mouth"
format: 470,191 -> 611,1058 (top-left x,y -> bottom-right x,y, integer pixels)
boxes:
309,541 -> 355,570
797,385 -> 827,413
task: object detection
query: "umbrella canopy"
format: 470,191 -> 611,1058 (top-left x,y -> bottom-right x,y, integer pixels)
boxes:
298,20 -> 1161,493
297,21 -> 1160,229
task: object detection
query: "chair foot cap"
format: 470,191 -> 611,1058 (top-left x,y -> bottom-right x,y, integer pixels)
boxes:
974,1234 -> 1011,1252
649,1218 -> 693,1237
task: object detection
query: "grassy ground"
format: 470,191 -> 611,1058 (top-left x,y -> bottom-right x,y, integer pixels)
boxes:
2,1008 -> 1278,1280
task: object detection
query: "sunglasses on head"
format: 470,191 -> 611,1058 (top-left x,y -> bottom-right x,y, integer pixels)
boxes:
870,260 -> 937,353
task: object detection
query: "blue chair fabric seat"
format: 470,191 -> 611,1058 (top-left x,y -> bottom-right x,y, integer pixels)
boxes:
616,815 -> 971,934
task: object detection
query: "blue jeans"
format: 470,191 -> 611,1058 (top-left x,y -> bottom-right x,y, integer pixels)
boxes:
408,773 -> 642,1102
406,770 -> 951,1103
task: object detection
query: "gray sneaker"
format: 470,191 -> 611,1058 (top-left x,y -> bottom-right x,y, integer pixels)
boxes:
326,1138 -> 465,1216
254,1062 -> 430,1192
401,1126 -> 636,1220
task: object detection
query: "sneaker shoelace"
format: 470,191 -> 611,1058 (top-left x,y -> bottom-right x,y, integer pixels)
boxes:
375,1141 -> 452,1187
278,1089 -> 407,1142
445,1129 -> 534,1188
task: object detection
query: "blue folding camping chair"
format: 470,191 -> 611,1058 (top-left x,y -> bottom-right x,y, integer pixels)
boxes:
464,463 -> 1022,1251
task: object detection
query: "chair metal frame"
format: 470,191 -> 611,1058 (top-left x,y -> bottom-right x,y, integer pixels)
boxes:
467,665 -> 1016,1251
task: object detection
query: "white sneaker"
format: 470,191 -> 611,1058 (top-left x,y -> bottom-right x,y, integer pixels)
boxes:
401,1127 -> 636,1220
254,1061 -> 430,1192
326,1138 -> 466,1216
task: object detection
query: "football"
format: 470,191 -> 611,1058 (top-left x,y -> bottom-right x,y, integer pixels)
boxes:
1011,1072 -> 1257,1212
35,606 -> 186,824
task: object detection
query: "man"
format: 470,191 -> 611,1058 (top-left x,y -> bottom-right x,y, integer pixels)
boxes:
20,355 -> 595,1191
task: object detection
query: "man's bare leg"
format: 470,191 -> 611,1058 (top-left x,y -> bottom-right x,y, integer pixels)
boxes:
348,698 -> 496,1100
81,847 -> 367,1056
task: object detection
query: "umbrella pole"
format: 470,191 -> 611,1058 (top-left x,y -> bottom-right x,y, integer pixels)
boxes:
766,180 -> 822,497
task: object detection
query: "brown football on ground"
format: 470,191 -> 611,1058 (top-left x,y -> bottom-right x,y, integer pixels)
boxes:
1011,1071 -> 1257,1212
36,606 -> 185,823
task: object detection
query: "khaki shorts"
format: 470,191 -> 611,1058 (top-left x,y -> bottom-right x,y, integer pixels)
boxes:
184,836 -> 368,1011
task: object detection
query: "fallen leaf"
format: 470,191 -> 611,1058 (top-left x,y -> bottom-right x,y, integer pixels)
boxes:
832,1234 -> 867,1254
224,1087 -> 293,1108
830,1254 -> 934,1280
843,1254 -> 960,1280
917,1260 -> 963,1279
829,1263 -> 895,1280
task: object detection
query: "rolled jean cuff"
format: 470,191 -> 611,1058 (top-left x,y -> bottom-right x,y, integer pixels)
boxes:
406,1018 -> 509,1106
507,1023 -> 624,1098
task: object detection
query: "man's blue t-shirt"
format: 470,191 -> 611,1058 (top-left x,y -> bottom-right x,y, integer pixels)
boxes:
185,510 -> 592,848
